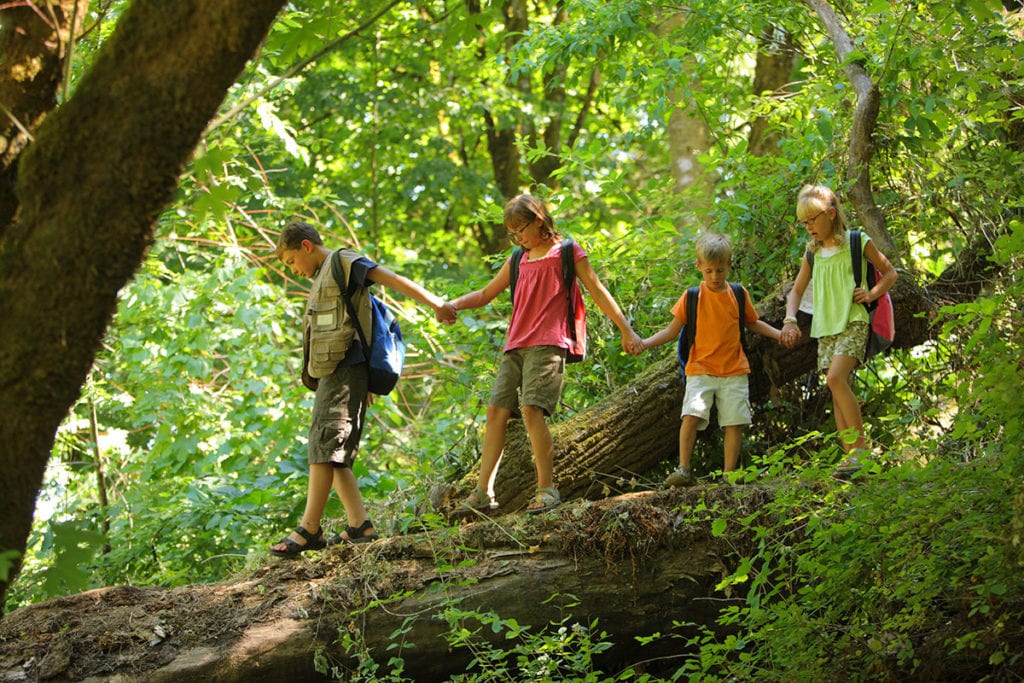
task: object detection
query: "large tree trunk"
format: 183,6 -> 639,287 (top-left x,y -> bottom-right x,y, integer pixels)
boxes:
748,27 -> 798,157
0,0 -> 288,609
0,489 -> 741,682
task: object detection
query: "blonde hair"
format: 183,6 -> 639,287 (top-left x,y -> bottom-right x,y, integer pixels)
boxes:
504,194 -> 559,240
797,184 -> 848,253
695,232 -> 732,264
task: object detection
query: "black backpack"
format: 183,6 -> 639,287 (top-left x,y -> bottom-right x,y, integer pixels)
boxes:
676,282 -> 747,386
508,237 -> 585,363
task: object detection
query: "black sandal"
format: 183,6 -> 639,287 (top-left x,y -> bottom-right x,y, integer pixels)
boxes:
269,525 -> 326,558
327,519 -> 379,546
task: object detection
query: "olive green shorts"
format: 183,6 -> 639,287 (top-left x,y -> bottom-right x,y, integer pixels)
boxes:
489,346 -> 566,416
308,363 -> 368,467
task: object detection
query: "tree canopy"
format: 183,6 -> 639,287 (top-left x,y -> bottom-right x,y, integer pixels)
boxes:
1,1 -> 1022,680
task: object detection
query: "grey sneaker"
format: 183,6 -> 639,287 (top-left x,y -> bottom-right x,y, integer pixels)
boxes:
665,466 -> 696,487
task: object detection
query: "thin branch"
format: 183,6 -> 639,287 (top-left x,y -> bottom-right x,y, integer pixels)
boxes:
803,0 -> 897,259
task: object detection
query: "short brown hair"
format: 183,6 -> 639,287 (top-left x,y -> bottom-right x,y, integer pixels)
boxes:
276,221 -> 323,258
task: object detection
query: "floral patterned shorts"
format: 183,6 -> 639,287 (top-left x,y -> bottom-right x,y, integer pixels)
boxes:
817,320 -> 868,371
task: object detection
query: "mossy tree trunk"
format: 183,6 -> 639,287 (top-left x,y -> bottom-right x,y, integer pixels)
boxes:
0,489 -> 738,682
0,0 -> 288,609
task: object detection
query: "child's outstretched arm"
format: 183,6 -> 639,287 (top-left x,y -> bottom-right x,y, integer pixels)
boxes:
638,316 -> 684,354
371,265 -> 455,323
573,257 -> 644,354
855,241 -> 898,305
447,260 -> 512,315
746,319 -> 783,344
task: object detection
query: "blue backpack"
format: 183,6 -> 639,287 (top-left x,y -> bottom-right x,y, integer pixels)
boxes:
676,283 -> 747,386
331,251 -> 406,395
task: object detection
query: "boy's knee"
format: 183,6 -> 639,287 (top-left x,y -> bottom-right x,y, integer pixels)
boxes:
486,405 -> 513,422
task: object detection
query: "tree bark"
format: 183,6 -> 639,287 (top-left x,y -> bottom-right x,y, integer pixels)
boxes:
0,0 -> 288,608
748,27 -> 798,157
0,1 -> 88,232
0,490 -> 738,682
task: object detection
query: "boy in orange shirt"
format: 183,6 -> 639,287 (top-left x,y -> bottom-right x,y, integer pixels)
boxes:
636,233 -> 782,485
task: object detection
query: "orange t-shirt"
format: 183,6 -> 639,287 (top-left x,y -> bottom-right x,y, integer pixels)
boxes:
671,282 -> 758,377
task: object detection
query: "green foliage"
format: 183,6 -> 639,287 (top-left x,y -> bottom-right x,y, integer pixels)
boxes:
11,1 -> 1024,678
675,456 -> 1024,681
332,592 -> 631,683
940,220 -> 1024,446
36,521 -> 107,598
0,550 -> 20,584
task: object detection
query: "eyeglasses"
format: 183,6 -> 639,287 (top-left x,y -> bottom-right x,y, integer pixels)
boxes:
506,218 -> 536,239
799,209 -> 828,227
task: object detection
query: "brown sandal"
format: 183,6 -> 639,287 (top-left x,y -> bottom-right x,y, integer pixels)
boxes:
459,488 -> 497,511
526,487 -> 561,514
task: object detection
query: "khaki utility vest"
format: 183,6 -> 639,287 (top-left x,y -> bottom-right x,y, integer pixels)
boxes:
303,249 -> 372,383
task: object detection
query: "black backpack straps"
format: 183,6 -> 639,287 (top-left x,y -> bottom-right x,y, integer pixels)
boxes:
730,282 -> 745,326
561,238 -> 578,343
686,285 -> 700,347
850,230 -> 863,289
508,246 -> 526,305
677,285 -> 701,382
560,238 -> 576,293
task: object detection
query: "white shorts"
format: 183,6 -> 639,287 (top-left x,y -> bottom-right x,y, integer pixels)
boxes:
681,374 -> 751,431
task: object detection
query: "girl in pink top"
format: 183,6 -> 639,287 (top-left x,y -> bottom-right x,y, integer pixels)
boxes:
441,194 -> 642,513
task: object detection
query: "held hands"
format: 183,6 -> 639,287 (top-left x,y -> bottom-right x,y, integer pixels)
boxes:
622,330 -> 645,356
780,322 -> 800,349
435,301 -> 458,325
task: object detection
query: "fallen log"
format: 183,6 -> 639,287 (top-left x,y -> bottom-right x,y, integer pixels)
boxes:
0,488 -> 751,682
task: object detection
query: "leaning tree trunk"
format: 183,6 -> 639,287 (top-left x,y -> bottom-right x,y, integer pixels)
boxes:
0,0 -> 288,609
471,270 -> 947,512
805,0 -> 897,258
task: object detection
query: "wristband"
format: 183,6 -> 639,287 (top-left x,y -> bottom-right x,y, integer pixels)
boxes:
782,316 -> 798,325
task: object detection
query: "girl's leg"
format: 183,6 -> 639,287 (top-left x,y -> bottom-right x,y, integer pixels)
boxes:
826,354 -> 866,453
477,404 -> 513,495
723,425 -> 743,472
521,405 -> 554,489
